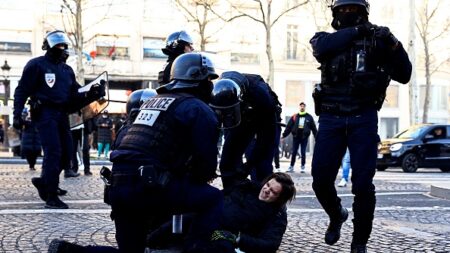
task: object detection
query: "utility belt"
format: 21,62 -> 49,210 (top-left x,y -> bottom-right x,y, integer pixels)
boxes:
320,102 -> 371,116
101,163 -> 172,205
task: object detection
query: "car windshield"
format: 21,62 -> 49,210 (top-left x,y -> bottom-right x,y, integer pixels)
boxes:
393,126 -> 428,139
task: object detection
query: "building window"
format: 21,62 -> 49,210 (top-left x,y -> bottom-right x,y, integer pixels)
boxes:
230,53 -> 259,64
420,85 -> 448,111
143,37 -> 166,59
286,25 -> 298,60
95,36 -> 130,59
380,118 -> 399,139
0,42 -> 31,53
285,80 -> 305,107
384,84 -> 399,108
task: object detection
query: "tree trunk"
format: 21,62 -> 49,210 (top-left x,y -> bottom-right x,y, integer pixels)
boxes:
76,0 -> 85,85
265,2 -> 274,88
422,41 -> 431,123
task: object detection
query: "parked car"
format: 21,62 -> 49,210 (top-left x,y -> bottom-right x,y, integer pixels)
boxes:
377,124 -> 450,173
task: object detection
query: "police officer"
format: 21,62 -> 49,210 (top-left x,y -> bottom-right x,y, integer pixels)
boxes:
111,88 -> 157,149
210,72 -> 281,189
309,1 -> 412,252
13,30 -> 106,209
158,30 -> 194,85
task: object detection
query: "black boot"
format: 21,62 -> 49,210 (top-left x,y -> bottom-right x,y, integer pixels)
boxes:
351,243 -> 367,253
84,170 -> 93,176
64,170 -> 80,178
57,188 -> 68,196
31,177 -> 47,201
325,207 -> 348,245
47,239 -> 85,253
45,194 -> 68,209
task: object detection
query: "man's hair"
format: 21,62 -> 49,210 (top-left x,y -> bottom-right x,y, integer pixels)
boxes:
299,102 -> 305,106
261,172 -> 296,206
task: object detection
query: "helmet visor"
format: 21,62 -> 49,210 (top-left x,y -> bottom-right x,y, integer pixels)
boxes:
47,31 -> 71,48
210,102 -> 241,129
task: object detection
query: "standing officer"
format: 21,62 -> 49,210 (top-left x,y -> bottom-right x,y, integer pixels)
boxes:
209,72 -> 282,188
13,30 -> 105,209
282,102 -> 317,173
158,30 -> 194,85
309,1 -> 412,252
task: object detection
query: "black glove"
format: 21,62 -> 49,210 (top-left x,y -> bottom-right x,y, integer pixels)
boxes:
356,22 -> 375,37
374,26 -> 399,47
13,116 -> 24,130
211,230 -> 237,246
87,79 -> 106,98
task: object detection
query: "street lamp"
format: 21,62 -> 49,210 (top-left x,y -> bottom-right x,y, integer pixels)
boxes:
1,60 -> 11,150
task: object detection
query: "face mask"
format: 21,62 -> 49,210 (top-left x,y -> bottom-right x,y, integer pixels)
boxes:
49,47 -> 69,62
332,12 -> 365,29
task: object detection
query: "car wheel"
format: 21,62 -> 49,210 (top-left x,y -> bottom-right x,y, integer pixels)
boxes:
402,153 -> 418,173
440,167 -> 450,173
377,166 -> 387,171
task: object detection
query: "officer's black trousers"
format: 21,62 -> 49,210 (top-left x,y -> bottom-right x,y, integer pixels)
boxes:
110,175 -> 223,253
35,108 -> 72,194
311,109 -> 379,245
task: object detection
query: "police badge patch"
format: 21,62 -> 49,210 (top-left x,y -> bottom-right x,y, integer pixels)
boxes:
45,73 -> 56,88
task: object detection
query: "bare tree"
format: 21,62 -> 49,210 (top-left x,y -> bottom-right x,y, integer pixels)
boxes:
223,0 -> 309,87
173,0 -> 225,51
59,0 -> 117,85
416,0 -> 450,123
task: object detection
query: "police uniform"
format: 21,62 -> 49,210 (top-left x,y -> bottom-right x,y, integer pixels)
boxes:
14,52 -> 82,208
309,4 -> 412,249
218,73 -> 280,188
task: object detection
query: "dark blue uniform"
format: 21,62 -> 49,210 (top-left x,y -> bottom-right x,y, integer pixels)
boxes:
107,92 -> 222,253
14,53 -> 84,197
220,74 -> 278,187
310,26 -> 412,245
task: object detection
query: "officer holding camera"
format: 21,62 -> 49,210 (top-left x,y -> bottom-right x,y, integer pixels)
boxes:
309,1 -> 412,252
13,30 -> 105,209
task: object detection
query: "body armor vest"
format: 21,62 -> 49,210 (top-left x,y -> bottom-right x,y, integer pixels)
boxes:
319,36 -> 391,114
117,93 -> 192,173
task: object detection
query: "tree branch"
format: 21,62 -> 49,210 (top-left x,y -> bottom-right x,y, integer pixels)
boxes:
272,0 -> 309,27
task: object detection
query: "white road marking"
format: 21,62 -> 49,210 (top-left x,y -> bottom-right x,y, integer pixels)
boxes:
296,191 -> 426,198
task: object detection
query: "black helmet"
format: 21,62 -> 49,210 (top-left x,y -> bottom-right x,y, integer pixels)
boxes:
158,53 -> 219,91
210,79 -> 242,129
162,30 -> 194,56
126,88 -> 157,114
331,0 -> 370,15
220,71 -> 249,95
42,30 -> 71,50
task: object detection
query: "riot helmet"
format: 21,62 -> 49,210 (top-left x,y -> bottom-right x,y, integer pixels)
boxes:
42,30 -> 71,50
158,52 -> 219,92
210,79 -> 242,129
42,30 -> 71,62
126,88 -> 158,115
331,0 -> 370,30
220,71 -> 249,95
162,30 -> 194,57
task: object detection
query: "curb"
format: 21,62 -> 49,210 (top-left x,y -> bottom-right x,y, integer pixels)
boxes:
430,184 -> 450,200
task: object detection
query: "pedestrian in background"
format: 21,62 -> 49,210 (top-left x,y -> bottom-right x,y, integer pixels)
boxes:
309,0 -> 412,251
20,109 -> 41,171
96,111 -> 113,159
13,30 -> 106,209
282,102 -> 317,173
338,148 -> 351,187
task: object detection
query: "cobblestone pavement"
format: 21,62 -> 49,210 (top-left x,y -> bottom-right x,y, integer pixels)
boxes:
0,162 -> 450,253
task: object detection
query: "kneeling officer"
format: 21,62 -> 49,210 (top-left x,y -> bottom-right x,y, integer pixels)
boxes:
107,52 -> 223,253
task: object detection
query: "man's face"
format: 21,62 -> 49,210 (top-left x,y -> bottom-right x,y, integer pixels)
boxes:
299,104 -> 306,112
184,44 -> 194,53
259,179 -> 282,203
337,5 -> 359,14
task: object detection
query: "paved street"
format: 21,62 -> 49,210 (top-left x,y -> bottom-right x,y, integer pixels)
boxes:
0,159 -> 449,253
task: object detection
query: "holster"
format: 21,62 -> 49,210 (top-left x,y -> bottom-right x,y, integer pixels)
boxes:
139,165 -> 171,189
28,99 -> 42,121
312,83 -> 323,116
100,166 -> 112,205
